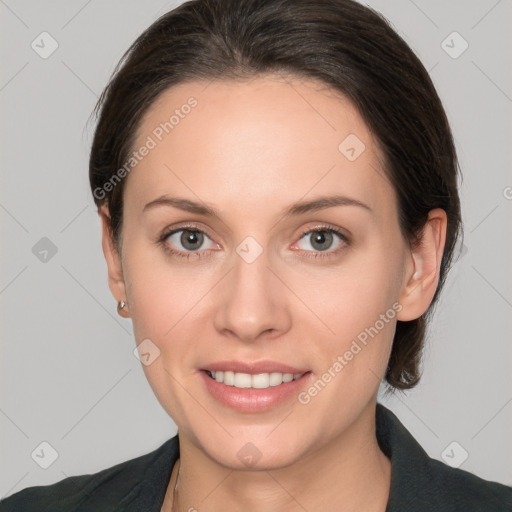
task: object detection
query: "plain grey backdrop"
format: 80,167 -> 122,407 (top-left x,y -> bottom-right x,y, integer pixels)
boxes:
1,0 -> 511,498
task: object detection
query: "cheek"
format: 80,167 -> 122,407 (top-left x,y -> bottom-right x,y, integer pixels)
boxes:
122,238 -> 205,337
295,245 -> 403,335
124,251 -> 212,421
123,247 -> 219,400
294,245 -> 404,391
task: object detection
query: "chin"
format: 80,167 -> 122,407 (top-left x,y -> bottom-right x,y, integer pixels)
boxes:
191,426 -> 310,471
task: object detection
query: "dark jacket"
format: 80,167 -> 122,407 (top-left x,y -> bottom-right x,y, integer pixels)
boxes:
1,403 -> 511,511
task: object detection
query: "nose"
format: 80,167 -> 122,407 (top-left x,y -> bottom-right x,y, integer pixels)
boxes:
213,245 -> 292,343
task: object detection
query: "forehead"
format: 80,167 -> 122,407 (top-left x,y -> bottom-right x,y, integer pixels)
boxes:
125,75 -> 394,219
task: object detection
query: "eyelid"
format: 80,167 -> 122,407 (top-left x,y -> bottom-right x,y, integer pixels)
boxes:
159,221 -> 216,241
295,222 -> 349,241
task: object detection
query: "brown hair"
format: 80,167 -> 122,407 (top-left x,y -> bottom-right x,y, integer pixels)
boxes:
89,0 -> 463,391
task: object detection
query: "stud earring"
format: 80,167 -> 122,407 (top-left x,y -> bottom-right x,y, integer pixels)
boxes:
117,300 -> 129,317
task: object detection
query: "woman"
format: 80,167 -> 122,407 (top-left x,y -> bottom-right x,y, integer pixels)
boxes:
2,0 -> 511,510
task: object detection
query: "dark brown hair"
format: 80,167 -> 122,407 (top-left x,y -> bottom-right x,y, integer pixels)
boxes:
89,0 -> 463,391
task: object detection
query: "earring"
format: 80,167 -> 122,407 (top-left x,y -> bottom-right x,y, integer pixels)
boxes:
117,300 -> 129,317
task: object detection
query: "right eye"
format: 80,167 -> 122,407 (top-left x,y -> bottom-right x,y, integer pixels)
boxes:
158,225 -> 221,260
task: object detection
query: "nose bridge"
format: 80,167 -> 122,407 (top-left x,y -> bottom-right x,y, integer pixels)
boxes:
213,235 -> 290,341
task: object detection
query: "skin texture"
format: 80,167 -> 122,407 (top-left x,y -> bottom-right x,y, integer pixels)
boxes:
99,74 -> 447,511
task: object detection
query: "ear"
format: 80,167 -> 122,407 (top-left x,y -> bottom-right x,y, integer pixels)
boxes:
99,204 -> 130,318
397,208 -> 448,322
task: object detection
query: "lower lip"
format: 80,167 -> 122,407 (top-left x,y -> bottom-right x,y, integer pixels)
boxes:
199,370 -> 312,413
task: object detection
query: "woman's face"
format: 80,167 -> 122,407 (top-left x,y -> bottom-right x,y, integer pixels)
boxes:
103,75 -> 421,469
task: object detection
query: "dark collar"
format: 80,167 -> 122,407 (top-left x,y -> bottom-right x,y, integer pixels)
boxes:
376,402 -> 511,511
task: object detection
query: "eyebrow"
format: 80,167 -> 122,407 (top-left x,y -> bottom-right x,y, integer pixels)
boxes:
142,194 -> 372,218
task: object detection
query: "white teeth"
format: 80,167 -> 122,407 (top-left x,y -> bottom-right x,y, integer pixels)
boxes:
234,372 -> 252,388
223,370 -> 235,386
207,370 -> 304,389
252,373 -> 270,389
269,372 -> 283,386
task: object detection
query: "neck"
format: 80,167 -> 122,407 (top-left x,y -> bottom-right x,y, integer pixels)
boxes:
162,401 -> 391,512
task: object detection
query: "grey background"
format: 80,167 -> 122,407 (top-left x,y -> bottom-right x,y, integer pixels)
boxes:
1,0 -> 511,498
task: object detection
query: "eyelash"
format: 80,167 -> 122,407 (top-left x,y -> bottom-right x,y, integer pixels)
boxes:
156,223 -> 350,261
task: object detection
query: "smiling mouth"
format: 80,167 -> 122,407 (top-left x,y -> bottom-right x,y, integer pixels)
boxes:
204,370 -> 308,389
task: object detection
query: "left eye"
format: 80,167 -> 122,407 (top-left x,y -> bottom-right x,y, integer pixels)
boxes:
296,228 -> 346,253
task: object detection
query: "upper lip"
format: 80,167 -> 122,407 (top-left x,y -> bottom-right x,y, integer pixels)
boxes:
201,360 -> 309,375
